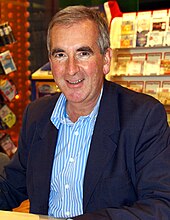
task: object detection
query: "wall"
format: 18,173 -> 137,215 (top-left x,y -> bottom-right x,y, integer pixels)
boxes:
59,0 -> 139,12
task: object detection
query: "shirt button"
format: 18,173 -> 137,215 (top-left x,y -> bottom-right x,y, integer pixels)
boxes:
65,211 -> 70,216
65,184 -> 69,189
69,157 -> 75,163
74,131 -> 79,136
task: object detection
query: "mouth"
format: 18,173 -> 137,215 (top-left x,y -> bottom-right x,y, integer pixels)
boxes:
67,79 -> 84,85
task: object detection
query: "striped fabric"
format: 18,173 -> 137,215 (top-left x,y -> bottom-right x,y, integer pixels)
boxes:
48,92 -> 102,218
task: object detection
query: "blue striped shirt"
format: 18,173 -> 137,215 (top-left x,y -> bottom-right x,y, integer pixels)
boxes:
48,91 -> 102,218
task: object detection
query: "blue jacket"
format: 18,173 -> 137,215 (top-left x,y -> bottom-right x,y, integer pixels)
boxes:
1,80 -> 170,220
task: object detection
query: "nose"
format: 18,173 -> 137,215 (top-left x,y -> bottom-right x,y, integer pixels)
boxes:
67,56 -> 79,75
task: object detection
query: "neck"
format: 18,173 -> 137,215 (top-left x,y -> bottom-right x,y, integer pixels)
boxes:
66,97 -> 99,123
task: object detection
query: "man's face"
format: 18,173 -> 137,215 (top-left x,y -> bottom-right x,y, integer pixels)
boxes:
49,20 -> 112,106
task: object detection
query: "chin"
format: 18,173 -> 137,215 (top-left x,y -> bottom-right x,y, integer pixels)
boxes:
67,95 -> 84,103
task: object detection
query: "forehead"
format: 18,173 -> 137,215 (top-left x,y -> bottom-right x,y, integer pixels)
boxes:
51,19 -> 97,32
50,20 -> 99,47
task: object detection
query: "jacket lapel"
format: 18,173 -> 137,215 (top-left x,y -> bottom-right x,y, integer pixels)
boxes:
83,80 -> 120,211
29,107 -> 59,213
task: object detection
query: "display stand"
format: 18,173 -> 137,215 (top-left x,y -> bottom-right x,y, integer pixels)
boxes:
0,1 -> 31,152
107,9 -> 170,125
31,63 -> 59,100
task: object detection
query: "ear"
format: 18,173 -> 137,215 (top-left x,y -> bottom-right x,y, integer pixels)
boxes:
103,48 -> 113,75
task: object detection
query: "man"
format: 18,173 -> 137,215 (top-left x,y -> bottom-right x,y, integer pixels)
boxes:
1,5 -> 170,220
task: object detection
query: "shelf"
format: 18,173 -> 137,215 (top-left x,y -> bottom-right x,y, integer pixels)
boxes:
31,62 -> 53,80
114,45 -> 170,50
31,69 -> 53,80
109,75 -> 170,79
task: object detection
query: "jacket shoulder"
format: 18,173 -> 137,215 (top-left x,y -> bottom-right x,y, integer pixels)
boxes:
105,80 -> 160,106
25,93 -> 60,121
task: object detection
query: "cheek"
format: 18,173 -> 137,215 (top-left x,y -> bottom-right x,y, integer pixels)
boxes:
50,62 -> 64,78
83,60 -> 102,76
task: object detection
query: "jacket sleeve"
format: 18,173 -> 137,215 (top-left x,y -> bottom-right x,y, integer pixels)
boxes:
73,102 -> 170,220
0,105 -> 30,210
0,94 -> 58,211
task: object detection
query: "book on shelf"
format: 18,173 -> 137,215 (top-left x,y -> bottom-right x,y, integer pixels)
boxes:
151,9 -> 168,32
128,81 -> 144,93
121,12 -> 136,35
126,60 -> 144,76
120,12 -> 136,48
136,11 -> 151,47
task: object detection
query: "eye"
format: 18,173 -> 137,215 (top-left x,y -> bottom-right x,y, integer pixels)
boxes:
76,51 -> 92,59
51,50 -> 67,61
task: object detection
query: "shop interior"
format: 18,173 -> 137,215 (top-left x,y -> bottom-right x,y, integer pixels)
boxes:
0,0 -> 170,215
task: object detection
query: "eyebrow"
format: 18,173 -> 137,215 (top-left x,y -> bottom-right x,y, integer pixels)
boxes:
51,48 -> 64,56
77,46 -> 93,54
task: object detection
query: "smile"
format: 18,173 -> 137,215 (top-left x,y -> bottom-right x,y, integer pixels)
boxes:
68,79 -> 84,84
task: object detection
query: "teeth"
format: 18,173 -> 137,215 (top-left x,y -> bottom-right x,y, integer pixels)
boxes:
69,79 -> 83,84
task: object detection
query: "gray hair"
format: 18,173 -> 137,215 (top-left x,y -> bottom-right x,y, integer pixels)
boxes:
47,5 -> 110,55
